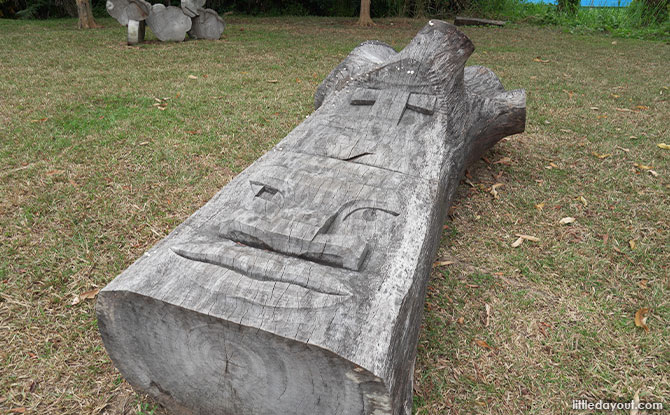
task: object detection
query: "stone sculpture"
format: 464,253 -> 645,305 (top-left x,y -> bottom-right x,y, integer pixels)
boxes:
97,20 -> 526,415
106,0 -> 225,44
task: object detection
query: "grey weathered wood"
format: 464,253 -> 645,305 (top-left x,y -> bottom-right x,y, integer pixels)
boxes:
106,0 -> 151,26
97,20 -> 525,415
180,0 -> 205,17
314,40 -> 397,110
188,8 -> 225,40
454,16 -> 506,27
145,4 -> 192,42
127,19 -> 145,45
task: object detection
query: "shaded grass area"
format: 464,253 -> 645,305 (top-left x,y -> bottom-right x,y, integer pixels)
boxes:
0,16 -> 668,414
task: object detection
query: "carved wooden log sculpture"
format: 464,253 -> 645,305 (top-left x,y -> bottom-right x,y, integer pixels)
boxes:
145,4 -> 191,42
188,8 -> 226,40
97,20 -> 525,415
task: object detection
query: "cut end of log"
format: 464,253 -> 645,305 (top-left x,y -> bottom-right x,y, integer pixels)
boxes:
98,291 -> 394,414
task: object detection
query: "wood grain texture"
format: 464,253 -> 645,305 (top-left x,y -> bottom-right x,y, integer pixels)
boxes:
97,20 -> 525,415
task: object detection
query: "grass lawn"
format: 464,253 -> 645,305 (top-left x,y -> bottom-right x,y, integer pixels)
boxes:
0,15 -> 668,415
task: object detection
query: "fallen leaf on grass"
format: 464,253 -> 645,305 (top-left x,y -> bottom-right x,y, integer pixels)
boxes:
634,308 -> 650,332
657,143 -> 670,150
590,106 -> 599,111
635,105 -> 649,110
592,152 -> 612,159
266,79 -> 279,83
456,317 -> 465,325
30,118 -> 48,123
629,239 -> 636,250
489,183 -> 504,199
512,234 -> 540,248
71,288 -> 100,306
188,75 -> 198,80
578,196 -> 588,206
616,107 -> 636,113
474,339 -> 493,350
615,145 -> 630,152
9,408 -> 26,414
493,157 -> 512,165
484,304 -> 491,327
535,202 -> 545,211
516,234 -> 540,242
511,236 -> 524,248
533,57 -> 550,63
559,217 -> 576,225
648,170 -> 659,177
432,260 -> 454,268
634,163 -> 653,170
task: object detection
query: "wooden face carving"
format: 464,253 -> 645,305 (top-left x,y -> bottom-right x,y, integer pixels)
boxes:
169,49 -> 453,309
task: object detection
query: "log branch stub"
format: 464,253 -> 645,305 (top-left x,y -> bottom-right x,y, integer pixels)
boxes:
454,16 -> 507,27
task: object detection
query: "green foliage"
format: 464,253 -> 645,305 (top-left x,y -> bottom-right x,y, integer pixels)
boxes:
558,0 -> 579,14
466,0 -> 669,40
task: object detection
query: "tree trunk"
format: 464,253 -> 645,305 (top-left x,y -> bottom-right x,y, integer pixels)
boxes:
97,20 -> 525,415
76,0 -> 100,28
357,0 -> 373,26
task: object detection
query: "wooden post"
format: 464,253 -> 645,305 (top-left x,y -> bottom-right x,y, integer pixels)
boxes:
127,20 -> 145,45
97,20 -> 525,415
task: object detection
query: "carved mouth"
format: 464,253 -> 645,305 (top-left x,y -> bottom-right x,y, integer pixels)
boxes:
171,240 -> 353,308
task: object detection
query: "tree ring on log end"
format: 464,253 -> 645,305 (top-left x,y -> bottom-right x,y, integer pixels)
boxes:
98,292 -> 393,414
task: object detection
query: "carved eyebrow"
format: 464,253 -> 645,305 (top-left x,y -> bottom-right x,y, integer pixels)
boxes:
407,93 -> 436,115
349,88 -> 436,115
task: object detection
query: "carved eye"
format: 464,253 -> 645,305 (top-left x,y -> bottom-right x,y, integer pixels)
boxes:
350,88 -> 378,106
361,209 -> 377,222
250,182 -> 279,201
